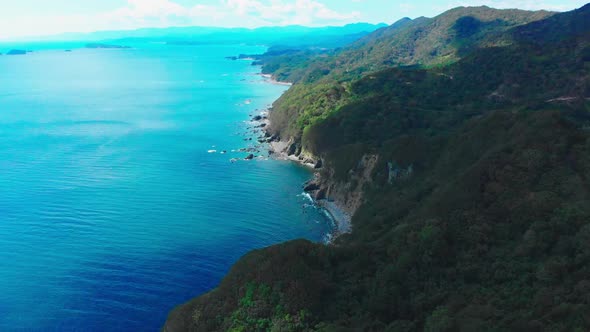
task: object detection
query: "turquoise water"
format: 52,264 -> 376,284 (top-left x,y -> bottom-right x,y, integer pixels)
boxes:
0,44 -> 333,331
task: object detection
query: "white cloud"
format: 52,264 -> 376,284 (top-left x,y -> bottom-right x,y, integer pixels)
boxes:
221,0 -> 359,25
0,0 -> 360,39
120,0 -> 187,17
444,0 -> 582,12
399,3 -> 417,14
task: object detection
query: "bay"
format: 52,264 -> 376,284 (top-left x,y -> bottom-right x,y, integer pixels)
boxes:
0,43 -> 332,331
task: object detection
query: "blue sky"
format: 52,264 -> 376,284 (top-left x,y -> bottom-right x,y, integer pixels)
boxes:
1,0 -> 588,39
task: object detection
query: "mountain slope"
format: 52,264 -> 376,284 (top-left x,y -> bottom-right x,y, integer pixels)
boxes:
264,6 -> 553,85
337,6 -> 553,72
265,6 -> 555,140
164,4 -> 590,332
512,3 -> 590,44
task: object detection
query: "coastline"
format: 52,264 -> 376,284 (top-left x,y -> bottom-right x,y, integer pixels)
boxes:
317,199 -> 352,237
275,141 -> 353,238
261,73 -> 293,86
248,74 -> 353,239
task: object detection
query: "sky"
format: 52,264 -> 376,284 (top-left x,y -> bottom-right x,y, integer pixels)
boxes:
0,0 -> 588,40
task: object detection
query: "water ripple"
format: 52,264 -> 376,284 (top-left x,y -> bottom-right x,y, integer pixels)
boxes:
0,44 -> 333,332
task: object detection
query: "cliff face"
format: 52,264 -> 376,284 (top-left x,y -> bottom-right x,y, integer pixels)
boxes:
164,4 -> 590,331
270,136 -> 375,222
319,153 -> 378,216
305,153 -> 377,222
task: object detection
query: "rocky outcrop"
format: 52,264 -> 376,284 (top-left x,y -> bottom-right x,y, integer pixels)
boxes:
303,181 -> 320,192
316,154 -> 378,217
266,124 -> 375,226
387,161 -> 414,184
314,159 -> 323,169
315,187 -> 327,200
298,153 -> 379,229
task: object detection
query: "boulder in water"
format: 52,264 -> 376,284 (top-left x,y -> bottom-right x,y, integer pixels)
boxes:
304,182 -> 320,192
314,159 -> 323,169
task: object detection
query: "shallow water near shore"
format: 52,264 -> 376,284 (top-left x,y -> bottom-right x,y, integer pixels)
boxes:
0,44 -> 333,331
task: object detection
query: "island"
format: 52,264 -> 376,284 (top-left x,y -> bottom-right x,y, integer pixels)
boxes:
85,43 -> 130,49
6,49 -> 28,55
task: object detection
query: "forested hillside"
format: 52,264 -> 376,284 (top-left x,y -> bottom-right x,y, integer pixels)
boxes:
264,6 -> 556,140
164,4 -> 590,331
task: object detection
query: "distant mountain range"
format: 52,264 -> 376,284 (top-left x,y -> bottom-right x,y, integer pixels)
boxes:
28,23 -> 387,49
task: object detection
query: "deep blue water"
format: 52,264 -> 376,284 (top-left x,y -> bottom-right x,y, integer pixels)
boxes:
0,44 -> 333,331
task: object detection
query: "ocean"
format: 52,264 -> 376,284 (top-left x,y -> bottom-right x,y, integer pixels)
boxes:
0,43 -> 333,331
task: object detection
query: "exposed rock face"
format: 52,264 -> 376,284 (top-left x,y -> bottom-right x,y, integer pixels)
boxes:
314,159 -> 323,169
264,129 -> 360,221
315,188 -> 327,200
387,161 -> 414,183
287,141 -> 299,156
317,154 -> 379,216
295,152 -> 378,221
265,133 -> 367,219
244,154 -> 255,160
303,181 -> 320,192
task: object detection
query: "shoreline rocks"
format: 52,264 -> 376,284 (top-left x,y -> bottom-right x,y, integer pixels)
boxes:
241,78 -> 351,238
303,181 -> 320,192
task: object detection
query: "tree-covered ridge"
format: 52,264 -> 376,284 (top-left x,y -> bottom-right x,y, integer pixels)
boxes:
338,6 -> 554,71
265,6 -> 556,141
260,6 -> 554,85
164,4 -> 590,332
512,3 -> 590,45
304,36 -> 589,156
